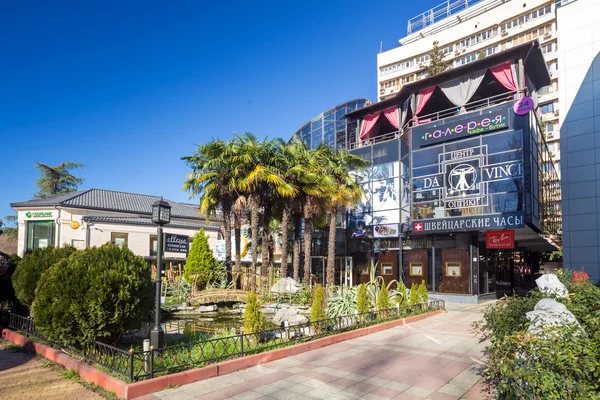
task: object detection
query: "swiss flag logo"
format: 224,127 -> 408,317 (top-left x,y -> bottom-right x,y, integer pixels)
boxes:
414,223 -> 423,232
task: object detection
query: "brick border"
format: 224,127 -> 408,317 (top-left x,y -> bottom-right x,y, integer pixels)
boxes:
2,309 -> 444,399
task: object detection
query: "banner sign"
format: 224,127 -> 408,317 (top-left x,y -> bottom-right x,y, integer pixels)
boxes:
374,224 -> 399,238
412,213 -> 524,234
412,111 -> 510,149
164,234 -> 189,253
486,230 -> 515,249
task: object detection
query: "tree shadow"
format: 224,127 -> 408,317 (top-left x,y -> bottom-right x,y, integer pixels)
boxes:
0,342 -> 36,372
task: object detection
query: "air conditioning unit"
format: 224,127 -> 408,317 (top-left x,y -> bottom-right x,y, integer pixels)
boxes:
454,50 -> 461,56
461,48 -> 467,54
418,62 -> 424,68
379,89 -> 385,95
549,71 -> 554,78
501,29 -> 508,36
546,132 -> 555,140
554,110 -> 559,117
544,32 -> 552,39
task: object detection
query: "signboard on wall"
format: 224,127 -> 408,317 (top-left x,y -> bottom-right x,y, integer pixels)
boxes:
374,224 -> 399,238
412,110 -> 510,149
164,234 -> 189,253
412,212 -> 524,234
486,230 -> 515,249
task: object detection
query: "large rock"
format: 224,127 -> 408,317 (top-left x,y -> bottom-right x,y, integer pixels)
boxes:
273,306 -> 308,326
197,305 -> 217,313
271,277 -> 301,294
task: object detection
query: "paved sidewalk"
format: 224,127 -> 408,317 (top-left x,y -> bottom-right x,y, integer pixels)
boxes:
0,340 -> 106,400
149,303 -> 493,400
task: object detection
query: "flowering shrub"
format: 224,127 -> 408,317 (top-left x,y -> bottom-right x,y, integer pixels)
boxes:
473,270 -> 600,399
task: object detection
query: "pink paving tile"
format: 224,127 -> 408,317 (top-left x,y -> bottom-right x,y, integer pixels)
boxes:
330,377 -> 359,389
462,381 -> 493,400
313,373 -> 338,384
393,370 -> 428,386
370,386 -> 404,399
355,368 -> 381,377
433,361 -> 471,380
349,380 -> 381,394
392,392 -> 426,399
414,376 -> 448,391
299,369 -> 320,378
428,392 -> 460,400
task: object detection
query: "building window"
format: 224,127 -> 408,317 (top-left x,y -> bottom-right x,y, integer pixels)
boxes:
381,263 -> 393,275
500,5 -> 552,31
540,103 -> 554,114
410,262 -> 423,276
459,28 -> 497,49
111,232 -> 129,249
26,221 -> 55,252
380,59 -> 414,76
446,262 -> 462,277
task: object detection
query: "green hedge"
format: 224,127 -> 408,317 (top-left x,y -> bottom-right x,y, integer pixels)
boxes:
31,244 -> 153,347
12,246 -> 76,308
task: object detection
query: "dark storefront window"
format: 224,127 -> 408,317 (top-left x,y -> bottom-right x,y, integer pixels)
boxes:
26,221 -> 55,252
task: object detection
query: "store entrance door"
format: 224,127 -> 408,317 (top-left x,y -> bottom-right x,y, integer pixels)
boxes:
311,256 -> 326,286
335,257 -> 353,287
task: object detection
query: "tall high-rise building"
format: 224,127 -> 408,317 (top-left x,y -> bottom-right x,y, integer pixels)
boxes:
378,0 -> 560,173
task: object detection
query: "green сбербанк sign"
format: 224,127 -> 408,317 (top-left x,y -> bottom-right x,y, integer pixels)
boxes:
25,211 -> 53,218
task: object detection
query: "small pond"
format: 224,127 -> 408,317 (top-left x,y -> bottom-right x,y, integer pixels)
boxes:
162,313 -> 277,336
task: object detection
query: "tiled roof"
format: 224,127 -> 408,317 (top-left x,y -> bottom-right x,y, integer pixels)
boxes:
81,216 -> 219,231
11,189 -> 214,220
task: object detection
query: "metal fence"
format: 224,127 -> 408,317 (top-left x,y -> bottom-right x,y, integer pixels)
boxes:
7,299 -> 444,382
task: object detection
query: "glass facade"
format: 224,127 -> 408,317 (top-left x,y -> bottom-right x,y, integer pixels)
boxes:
293,99 -> 370,149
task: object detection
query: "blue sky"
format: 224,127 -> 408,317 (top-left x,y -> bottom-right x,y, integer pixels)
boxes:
0,0 -> 438,222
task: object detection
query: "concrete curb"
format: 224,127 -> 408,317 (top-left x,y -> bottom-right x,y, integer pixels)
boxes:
2,309 -> 444,399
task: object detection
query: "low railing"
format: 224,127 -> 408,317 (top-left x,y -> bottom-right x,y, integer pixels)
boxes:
7,299 -> 445,382
349,90 -> 522,150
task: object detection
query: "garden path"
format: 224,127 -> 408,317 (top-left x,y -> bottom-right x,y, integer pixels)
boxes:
0,340 -> 106,400
145,302 -> 494,400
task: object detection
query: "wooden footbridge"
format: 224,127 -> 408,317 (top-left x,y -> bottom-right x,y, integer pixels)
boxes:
189,290 -> 250,306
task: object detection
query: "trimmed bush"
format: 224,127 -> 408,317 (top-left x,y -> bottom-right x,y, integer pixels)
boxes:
184,229 -> 217,288
310,285 -> 327,322
396,280 -> 408,308
31,244 -> 153,347
12,246 -> 76,308
243,292 -> 263,334
377,281 -> 390,311
356,284 -> 369,314
418,280 -> 429,304
409,283 -> 420,305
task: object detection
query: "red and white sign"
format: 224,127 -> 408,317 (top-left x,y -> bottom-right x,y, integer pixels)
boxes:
486,230 -> 514,249
414,222 -> 424,232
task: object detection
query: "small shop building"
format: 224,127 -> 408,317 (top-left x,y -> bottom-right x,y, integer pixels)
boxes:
337,41 -> 561,303
10,189 -> 221,268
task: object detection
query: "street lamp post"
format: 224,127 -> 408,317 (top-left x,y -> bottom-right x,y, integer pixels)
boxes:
151,198 -> 171,350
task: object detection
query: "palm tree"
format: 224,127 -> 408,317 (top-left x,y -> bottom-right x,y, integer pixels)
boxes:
182,140 -> 238,284
235,133 -> 295,290
34,162 -> 85,198
322,148 -> 368,286
293,145 -> 331,285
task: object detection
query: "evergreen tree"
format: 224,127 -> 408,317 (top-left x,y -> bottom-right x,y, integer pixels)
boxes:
34,162 -> 85,198
243,292 -> 263,334
409,282 -> 420,305
184,229 -> 217,288
377,281 -> 390,311
424,40 -> 450,76
356,284 -> 369,314
396,280 -> 408,307
310,285 -> 327,323
418,280 -> 429,304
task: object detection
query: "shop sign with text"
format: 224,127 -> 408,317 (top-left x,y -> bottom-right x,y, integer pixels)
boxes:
412,111 -> 510,149
24,211 -> 55,219
486,230 -> 515,249
164,234 -> 189,253
412,213 -> 524,234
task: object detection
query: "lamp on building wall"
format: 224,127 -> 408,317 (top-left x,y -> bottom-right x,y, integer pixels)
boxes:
150,198 -> 171,349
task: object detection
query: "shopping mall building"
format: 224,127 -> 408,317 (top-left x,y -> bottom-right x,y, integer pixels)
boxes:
298,41 -> 561,302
